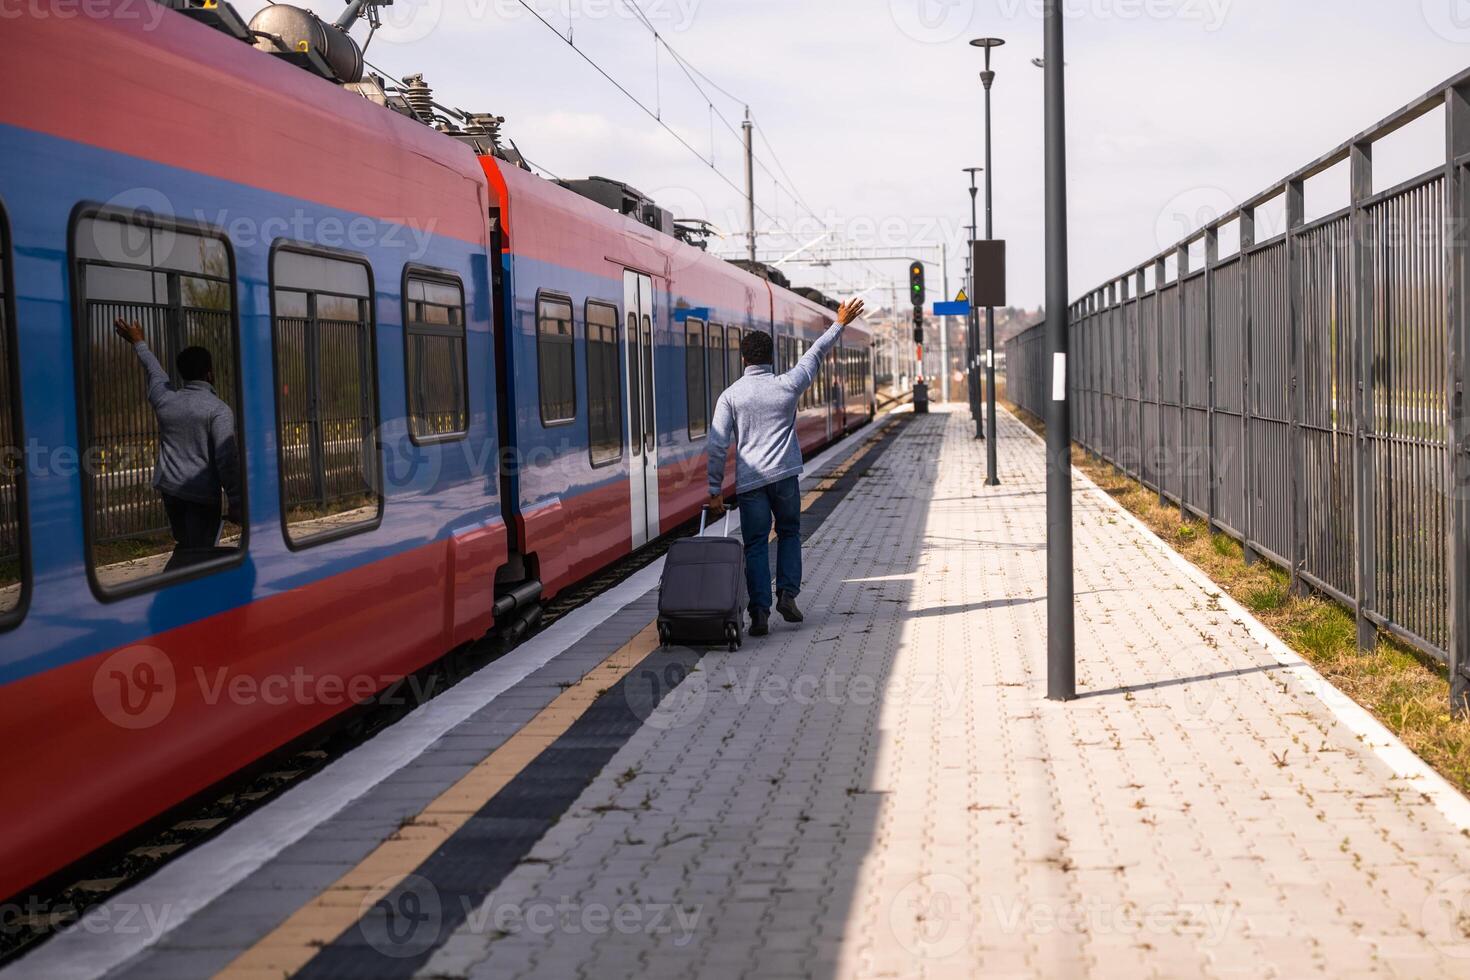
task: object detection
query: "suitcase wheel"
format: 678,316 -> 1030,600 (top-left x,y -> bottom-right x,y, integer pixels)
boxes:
658,622 -> 672,649
725,623 -> 741,652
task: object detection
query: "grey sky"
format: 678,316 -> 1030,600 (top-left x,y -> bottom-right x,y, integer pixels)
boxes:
233,0 -> 1470,307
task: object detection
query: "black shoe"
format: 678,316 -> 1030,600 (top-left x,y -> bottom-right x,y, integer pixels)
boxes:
748,608 -> 770,637
776,592 -> 804,623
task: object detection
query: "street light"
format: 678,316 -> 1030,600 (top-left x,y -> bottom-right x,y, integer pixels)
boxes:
970,35 -> 1004,485
962,167 -> 983,441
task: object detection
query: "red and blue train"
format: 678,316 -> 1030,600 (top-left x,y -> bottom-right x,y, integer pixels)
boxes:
0,4 -> 873,900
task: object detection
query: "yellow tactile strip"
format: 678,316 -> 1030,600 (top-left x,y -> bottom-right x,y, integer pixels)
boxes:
212,624 -> 659,979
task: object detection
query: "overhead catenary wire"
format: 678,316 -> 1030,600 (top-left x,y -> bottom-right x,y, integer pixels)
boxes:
271,0 -> 821,234
508,0 -> 795,234
613,0 -> 834,237
362,0 -> 881,291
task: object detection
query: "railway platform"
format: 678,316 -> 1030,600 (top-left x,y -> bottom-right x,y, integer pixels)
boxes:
11,405 -> 1470,979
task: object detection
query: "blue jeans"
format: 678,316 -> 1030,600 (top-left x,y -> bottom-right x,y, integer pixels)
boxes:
738,476 -> 802,613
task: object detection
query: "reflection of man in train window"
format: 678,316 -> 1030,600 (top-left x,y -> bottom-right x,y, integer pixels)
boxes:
113,318 -> 241,561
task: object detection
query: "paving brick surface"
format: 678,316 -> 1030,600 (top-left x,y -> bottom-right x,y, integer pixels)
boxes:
419,406 -> 1470,979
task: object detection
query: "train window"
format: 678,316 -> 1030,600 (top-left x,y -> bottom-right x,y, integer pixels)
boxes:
0,207 -> 23,622
795,340 -> 803,408
727,327 -> 742,386
686,318 -> 707,439
811,341 -> 820,405
74,210 -> 245,595
708,324 -> 726,410
404,272 -> 467,442
586,301 -> 622,466
272,246 -> 380,547
808,342 -> 816,408
800,340 -> 809,409
626,309 -> 642,451
641,309 -> 654,453
536,294 -> 576,426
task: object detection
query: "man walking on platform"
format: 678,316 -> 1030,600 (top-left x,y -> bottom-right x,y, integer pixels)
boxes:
707,297 -> 866,636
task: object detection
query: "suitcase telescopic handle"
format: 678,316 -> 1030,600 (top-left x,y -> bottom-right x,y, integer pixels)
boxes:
699,505 -> 731,537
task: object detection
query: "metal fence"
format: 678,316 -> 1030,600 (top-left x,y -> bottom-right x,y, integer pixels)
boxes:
275,312 -> 376,518
1006,68 -> 1470,702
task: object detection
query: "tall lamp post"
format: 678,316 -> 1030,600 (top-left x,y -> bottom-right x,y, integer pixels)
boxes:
1040,1 -> 1074,700
962,168 -> 983,440
970,35 -> 1004,485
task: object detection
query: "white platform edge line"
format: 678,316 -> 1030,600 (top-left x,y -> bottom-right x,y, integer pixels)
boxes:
5,419 -> 892,980
1003,405 -> 1470,833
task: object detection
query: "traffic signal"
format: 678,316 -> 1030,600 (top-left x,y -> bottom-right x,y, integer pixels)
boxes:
909,261 -> 925,308
913,307 -> 923,345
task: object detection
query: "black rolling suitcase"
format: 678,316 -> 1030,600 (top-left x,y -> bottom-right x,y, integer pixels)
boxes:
657,508 -> 746,652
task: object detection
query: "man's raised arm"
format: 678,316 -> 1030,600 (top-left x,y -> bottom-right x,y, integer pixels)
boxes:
114,318 -> 171,407
787,297 -> 866,393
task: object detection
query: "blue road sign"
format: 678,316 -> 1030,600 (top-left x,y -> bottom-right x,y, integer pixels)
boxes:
932,301 -> 970,317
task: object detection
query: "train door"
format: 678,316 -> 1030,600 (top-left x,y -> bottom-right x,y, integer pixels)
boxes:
624,270 -> 659,546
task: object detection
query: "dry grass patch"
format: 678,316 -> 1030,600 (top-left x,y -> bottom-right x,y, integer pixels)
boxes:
1003,399 -> 1470,795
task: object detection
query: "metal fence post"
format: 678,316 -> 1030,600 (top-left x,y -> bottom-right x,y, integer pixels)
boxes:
1350,139 -> 1377,652
1136,268 -> 1146,483
1447,82 -> 1470,710
305,296 -> 327,510
1117,275 -> 1129,469
1176,243 -> 1189,520
1098,286 -> 1110,463
1154,257 -> 1167,507
1287,178 -> 1308,596
1240,206 -> 1258,566
1205,225 -> 1218,528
